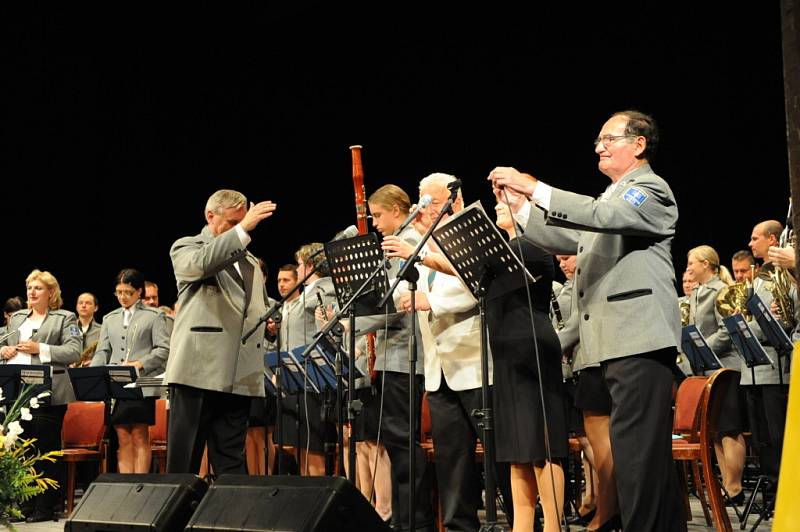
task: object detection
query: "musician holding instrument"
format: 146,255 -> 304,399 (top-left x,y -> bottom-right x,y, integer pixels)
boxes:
352,184 -> 433,531
745,220 -> 795,481
278,242 -> 337,476
91,268 -> 171,474
685,245 -> 746,504
731,249 -> 759,283
75,292 -> 101,350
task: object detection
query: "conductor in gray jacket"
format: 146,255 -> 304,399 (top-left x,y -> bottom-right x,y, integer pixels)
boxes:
165,189 -> 277,475
489,110 -> 685,532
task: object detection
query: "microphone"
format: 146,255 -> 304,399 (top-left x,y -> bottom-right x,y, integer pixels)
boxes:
395,194 -> 433,235
331,225 -> 359,241
446,179 -> 462,191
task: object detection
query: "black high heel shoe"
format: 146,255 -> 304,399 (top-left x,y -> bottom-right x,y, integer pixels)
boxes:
583,513 -> 622,532
568,506 -> 597,525
725,490 -> 745,506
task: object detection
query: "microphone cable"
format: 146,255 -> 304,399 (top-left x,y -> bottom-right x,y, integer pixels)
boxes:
501,187 -> 567,532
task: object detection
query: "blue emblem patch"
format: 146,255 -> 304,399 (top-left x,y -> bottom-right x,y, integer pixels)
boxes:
623,187 -> 648,208
69,325 -> 82,337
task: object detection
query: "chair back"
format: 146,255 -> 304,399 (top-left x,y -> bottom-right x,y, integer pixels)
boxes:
149,398 -> 168,444
62,401 -> 106,449
673,376 -> 709,438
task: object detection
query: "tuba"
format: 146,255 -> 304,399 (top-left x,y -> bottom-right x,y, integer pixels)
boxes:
715,280 -> 752,319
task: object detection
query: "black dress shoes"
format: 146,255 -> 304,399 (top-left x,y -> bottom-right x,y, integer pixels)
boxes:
25,509 -> 55,523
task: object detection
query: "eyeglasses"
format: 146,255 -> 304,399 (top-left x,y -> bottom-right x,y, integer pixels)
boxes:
593,134 -> 636,148
114,289 -> 136,297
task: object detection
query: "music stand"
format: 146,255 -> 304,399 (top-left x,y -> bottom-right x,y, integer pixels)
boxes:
0,365 -> 52,407
67,366 -> 142,401
431,200 -> 535,531
747,294 -> 792,381
265,349 -> 319,395
680,325 -> 723,376
722,315 -> 774,379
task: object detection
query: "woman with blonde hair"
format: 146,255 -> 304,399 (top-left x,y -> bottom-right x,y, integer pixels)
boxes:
685,244 -> 746,504
0,269 -> 82,522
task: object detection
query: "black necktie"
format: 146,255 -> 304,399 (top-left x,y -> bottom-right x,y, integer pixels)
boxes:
239,256 -> 254,310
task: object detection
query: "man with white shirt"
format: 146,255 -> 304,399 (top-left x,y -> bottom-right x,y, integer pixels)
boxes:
166,189 -> 277,475
489,110 -> 684,532
394,173 -> 512,532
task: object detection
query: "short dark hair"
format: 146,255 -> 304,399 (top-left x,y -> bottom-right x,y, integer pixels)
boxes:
613,110 -> 659,162
279,264 -> 298,278
115,268 -> 145,293
3,296 -> 24,314
731,250 -> 755,265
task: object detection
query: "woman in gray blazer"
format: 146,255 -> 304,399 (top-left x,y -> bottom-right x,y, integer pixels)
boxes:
0,269 -> 81,522
686,244 -> 746,504
91,268 -> 170,474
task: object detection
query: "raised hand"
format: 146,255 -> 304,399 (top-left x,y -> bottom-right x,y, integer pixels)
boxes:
240,201 -> 277,232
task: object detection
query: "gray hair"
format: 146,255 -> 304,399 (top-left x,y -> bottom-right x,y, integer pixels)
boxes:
205,189 -> 247,217
419,172 -> 462,200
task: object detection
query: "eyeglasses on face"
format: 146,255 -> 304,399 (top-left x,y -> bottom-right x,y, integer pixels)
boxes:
593,134 -> 637,148
114,289 -> 136,297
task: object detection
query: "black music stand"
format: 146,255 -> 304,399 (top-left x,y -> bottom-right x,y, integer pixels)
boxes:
747,294 -> 792,381
431,200 -> 535,532
680,325 -> 723,376
723,315 -> 775,377
68,366 -> 142,402
0,365 -> 52,407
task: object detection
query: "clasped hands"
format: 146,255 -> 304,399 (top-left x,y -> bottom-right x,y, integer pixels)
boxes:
1,340 -> 40,359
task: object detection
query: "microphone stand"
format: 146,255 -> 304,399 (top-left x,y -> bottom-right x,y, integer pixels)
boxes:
377,183 -> 460,532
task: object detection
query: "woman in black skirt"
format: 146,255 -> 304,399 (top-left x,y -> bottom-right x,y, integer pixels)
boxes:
489,202 -> 568,532
91,269 -> 171,473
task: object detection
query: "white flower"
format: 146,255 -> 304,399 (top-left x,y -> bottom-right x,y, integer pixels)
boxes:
20,407 -> 32,421
29,396 -> 40,409
0,388 -> 4,402
4,421 -> 23,450
36,391 -> 51,399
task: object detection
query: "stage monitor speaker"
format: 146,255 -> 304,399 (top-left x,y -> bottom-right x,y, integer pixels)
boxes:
186,474 -> 391,531
64,473 -> 208,532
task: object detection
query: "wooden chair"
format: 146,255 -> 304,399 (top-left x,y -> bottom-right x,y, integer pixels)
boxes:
672,369 -> 737,531
672,376 -> 712,525
61,401 -> 107,515
149,398 -> 168,473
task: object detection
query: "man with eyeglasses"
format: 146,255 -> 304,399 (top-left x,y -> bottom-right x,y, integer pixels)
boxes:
165,189 -> 277,476
489,110 -> 685,532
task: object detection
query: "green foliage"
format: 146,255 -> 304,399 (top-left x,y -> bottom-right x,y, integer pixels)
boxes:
0,385 -> 61,531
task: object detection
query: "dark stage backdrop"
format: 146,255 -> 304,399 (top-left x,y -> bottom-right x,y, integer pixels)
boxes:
2,3 -> 789,313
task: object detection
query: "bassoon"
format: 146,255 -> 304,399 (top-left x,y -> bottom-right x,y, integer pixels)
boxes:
350,145 -> 378,380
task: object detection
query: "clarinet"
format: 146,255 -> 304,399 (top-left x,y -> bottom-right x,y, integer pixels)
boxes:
551,289 -> 565,330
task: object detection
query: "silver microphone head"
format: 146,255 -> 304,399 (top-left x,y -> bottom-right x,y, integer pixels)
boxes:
334,225 -> 360,241
416,194 -> 433,211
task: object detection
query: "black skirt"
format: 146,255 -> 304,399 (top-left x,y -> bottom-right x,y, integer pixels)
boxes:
573,366 -> 612,415
110,398 -> 156,426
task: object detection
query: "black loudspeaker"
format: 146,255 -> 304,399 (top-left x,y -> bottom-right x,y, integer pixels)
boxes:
186,475 -> 391,531
64,473 -> 208,532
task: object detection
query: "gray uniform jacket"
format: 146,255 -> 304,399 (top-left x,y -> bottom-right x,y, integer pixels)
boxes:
739,271 -> 794,385
80,319 -> 102,351
354,225 -> 424,375
91,301 -> 170,377
165,225 -> 268,397
687,276 -> 736,369
1,309 -> 82,405
522,164 -> 680,366
279,277 -> 337,351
